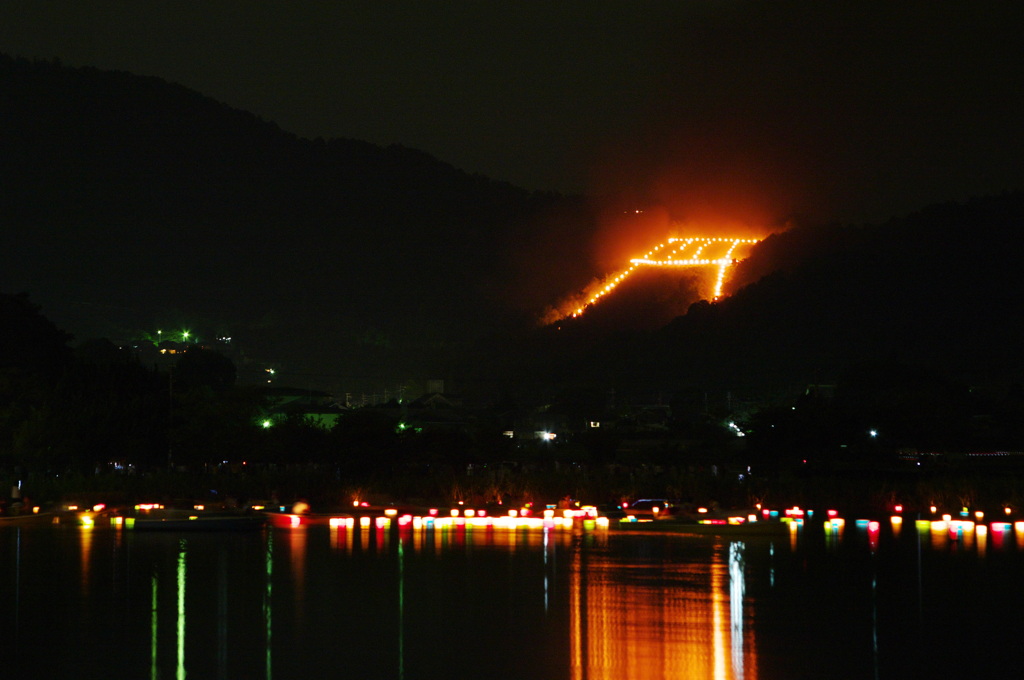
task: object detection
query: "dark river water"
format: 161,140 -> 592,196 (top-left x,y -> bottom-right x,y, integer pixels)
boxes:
2,517 -> 1023,679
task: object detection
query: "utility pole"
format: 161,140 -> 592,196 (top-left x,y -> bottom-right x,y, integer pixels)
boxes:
168,366 -> 174,470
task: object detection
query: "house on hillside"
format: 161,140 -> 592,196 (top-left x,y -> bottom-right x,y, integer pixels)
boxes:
260,386 -> 345,428
399,392 -> 470,433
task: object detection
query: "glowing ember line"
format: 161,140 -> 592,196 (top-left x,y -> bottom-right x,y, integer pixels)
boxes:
569,237 -> 759,318
630,258 -> 735,266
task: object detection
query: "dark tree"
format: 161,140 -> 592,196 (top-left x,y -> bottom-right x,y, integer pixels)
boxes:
0,292 -> 72,378
173,348 -> 236,392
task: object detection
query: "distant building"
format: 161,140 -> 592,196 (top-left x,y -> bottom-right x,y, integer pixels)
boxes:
399,392 -> 469,433
514,409 -> 571,442
261,386 -> 344,428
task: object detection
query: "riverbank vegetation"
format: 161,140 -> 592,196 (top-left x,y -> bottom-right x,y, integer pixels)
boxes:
4,291 -> 1024,517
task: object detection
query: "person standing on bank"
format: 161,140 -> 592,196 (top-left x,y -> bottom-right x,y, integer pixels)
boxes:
10,482 -> 22,513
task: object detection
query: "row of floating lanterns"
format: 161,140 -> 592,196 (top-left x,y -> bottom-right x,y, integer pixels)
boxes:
617,501 -> 1024,533
280,505 -> 611,531
68,500 -> 1024,542
767,503 -> 1024,546
892,504 -> 1021,543
68,502 -> 613,530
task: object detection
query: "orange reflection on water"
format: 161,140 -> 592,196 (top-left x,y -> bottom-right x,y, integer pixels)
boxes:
329,526 -> 354,553
570,540 -> 755,680
288,527 -> 307,598
79,526 -> 93,594
424,523 -> 574,552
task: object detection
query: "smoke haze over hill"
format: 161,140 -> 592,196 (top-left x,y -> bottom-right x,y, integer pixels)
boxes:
3,52 -> 1024,405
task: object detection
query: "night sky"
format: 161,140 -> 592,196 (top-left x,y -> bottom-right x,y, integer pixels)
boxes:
3,2 -> 1021,227
4,2 -> 1024,396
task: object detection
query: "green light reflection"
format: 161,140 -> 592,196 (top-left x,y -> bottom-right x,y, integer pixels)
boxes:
265,531 -> 273,680
398,537 -> 404,680
178,539 -> 186,680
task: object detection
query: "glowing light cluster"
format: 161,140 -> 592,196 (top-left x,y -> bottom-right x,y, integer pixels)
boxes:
275,507 -> 610,532
570,236 -> 760,318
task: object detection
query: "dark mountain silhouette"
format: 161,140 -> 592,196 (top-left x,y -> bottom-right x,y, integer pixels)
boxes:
524,192 -> 1024,403
4,54 -> 1023,406
0,54 -> 598,392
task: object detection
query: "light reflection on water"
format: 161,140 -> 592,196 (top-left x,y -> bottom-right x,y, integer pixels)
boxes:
569,536 -> 753,680
176,539 -> 186,680
4,518 -> 1024,678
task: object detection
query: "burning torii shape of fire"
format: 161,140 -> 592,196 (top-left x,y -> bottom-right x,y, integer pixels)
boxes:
570,236 -> 760,318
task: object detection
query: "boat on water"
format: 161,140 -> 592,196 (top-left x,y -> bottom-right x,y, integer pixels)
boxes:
123,506 -> 266,531
0,510 -> 61,527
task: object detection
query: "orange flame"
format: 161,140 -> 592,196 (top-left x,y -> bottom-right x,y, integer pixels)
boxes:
551,236 -> 760,323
